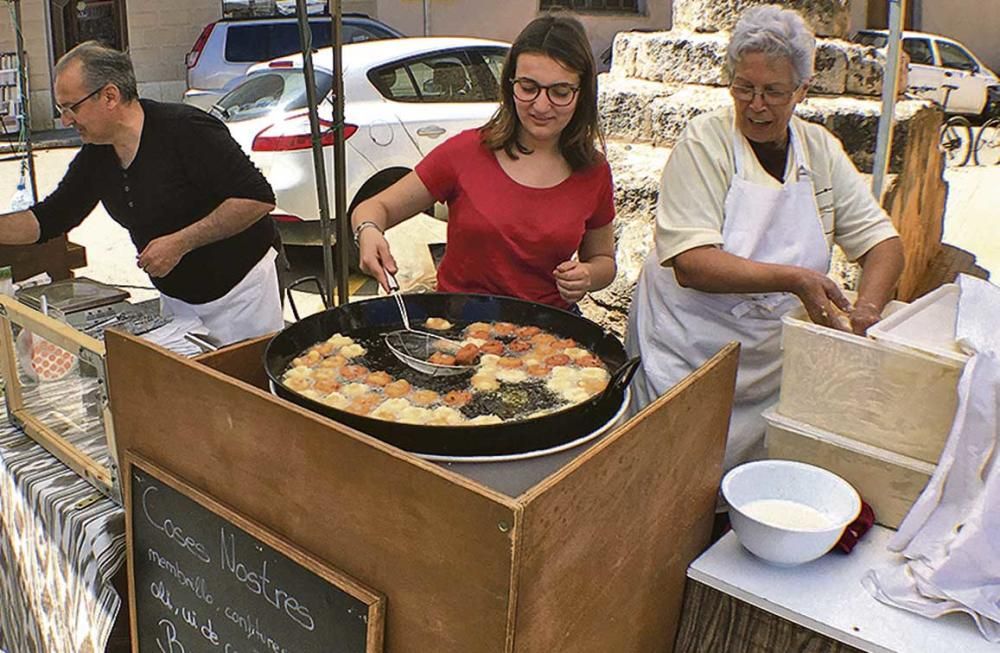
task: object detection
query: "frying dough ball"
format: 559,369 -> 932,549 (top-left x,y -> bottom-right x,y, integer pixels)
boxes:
479,354 -> 501,369
371,397 -> 412,421
580,376 -> 609,395
320,392 -> 349,409
424,317 -> 453,331
384,379 -> 412,398
326,333 -> 354,349
284,376 -> 312,391
319,354 -> 347,369
339,343 -> 367,359
496,368 -> 528,384
399,406 -> 433,425
428,406 -> 465,425
341,382 -> 371,398
580,367 -> 610,382
284,365 -> 313,379
411,389 -> 441,406
314,378 -> 341,394
560,387 -> 591,404
563,347 -> 590,360
471,372 -> 500,392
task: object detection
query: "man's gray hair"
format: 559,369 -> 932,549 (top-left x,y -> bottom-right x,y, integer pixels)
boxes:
55,41 -> 138,102
726,5 -> 815,86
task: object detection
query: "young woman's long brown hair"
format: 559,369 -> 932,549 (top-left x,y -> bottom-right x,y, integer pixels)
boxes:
481,14 -> 604,171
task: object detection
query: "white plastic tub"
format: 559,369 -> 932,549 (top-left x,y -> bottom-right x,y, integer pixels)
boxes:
868,283 -> 968,365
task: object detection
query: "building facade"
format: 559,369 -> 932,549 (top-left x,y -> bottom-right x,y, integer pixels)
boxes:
0,1 -> 996,132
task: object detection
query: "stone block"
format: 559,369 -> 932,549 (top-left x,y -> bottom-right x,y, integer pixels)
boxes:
673,0 -> 851,38
812,41 -> 847,95
649,85 -> 733,145
609,32 -> 639,78
846,44 -> 885,96
794,96 -> 932,173
598,75 -> 680,143
631,32 -> 731,86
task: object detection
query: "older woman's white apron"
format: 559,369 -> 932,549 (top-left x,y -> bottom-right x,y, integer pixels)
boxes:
626,126 -> 830,470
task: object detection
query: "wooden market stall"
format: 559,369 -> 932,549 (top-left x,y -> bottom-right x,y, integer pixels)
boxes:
106,331 -> 740,652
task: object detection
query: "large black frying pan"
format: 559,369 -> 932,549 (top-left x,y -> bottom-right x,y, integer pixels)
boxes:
264,291 -> 639,456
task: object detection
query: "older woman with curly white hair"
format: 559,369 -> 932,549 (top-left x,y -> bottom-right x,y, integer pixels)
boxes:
626,4 -> 904,470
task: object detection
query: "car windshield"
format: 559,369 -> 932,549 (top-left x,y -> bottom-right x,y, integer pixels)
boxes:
214,69 -> 334,121
853,31 -> 888,48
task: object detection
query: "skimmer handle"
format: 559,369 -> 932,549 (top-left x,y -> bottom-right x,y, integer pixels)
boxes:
386,273 -> 411,331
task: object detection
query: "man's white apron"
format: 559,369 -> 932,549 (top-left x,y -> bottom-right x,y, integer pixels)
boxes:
159,248 -> 283,347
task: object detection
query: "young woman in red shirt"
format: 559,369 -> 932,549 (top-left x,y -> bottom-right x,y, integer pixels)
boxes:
351,14 -> 616,311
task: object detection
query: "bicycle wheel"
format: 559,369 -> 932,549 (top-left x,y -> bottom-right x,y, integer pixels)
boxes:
973,117 -> 1000,166
940,115 -> 973,167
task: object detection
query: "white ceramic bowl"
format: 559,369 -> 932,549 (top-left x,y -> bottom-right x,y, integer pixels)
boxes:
721,459 -> 861,566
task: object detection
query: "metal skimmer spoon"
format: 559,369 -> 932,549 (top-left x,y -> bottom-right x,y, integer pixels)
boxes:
383,273 -> 475,377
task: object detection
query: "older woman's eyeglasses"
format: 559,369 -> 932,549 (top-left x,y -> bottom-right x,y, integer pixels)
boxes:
729,83 -> 798,106
511,78 -> 580,107
55,85 -> 105,117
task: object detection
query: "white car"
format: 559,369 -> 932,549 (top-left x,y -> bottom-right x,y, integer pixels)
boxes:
213,37 -> 509,247
852,29 -> 1000,116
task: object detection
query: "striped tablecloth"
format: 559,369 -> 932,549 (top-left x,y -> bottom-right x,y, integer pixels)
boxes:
0,372 -> 126,653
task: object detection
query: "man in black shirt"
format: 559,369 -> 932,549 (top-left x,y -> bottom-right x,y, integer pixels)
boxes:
0,41 -> 283,346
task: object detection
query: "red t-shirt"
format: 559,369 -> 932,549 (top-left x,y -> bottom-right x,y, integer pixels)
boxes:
415,129 -> 615,310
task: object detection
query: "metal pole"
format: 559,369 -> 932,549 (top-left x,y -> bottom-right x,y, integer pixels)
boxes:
294,0 -> 336,306
871,0 -> 907,200
11,0 -> 38,203
331,0 -> 349,306
423,0 -> 430,36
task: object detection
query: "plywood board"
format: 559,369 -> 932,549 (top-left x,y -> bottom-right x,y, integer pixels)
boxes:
765,410 -> 934,528
779,318 -> 960,463
193,335 -> 271,390
512,343 -> 740,653
106,332 -> 518,653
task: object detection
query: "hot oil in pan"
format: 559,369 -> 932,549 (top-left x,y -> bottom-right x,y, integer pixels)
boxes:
326,324 -> 569,421
462,380 -> 563,421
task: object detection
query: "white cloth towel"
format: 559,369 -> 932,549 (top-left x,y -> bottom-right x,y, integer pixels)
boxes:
863,274 -> 1000,641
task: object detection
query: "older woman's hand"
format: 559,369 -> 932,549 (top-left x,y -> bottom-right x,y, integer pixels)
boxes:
554,260 -> 592,304
849,300 -> 882,335
793,268 -> 852,331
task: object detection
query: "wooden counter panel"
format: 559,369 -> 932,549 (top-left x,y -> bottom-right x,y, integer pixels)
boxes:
512,343 -> 739,653
675,581 -> 864,653
107,332 -> 518,653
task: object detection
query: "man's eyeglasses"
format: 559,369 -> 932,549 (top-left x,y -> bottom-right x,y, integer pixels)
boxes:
729,83 -> 799,106
55,85 -> 105,117
510,78 -> 580,107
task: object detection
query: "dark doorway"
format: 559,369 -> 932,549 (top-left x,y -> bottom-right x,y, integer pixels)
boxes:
49,0 -> 129,62
866,0 -> 916,30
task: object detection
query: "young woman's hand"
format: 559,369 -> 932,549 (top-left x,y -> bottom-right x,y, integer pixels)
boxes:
357,228 -> 398,292
553,260 -> 592,304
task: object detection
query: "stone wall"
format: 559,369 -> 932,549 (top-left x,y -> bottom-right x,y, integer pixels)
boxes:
610,31 -> 885,98
599,78 -> 929,174
673,0 -> 851,38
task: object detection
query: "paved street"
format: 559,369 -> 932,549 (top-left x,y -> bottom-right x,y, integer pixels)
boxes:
1,143 -> 998,321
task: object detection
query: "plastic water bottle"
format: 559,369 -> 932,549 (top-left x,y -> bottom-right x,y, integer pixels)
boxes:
8,179 -> 33,212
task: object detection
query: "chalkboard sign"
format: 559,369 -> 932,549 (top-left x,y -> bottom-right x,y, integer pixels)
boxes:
126,454 -> 384,653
